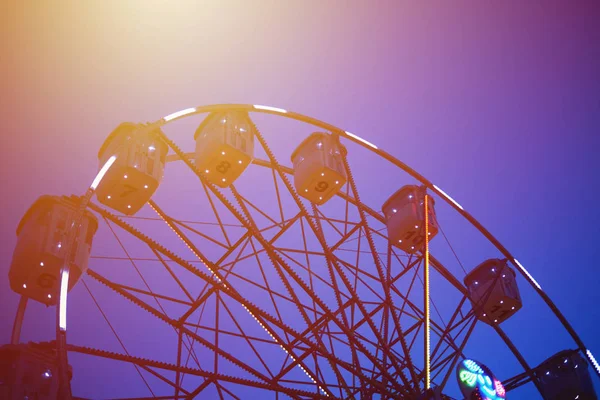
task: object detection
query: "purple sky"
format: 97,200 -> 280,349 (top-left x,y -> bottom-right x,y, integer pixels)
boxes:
1,1 -> 599,398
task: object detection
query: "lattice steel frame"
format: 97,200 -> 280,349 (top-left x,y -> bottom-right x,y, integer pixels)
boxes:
10,104 -> 597,399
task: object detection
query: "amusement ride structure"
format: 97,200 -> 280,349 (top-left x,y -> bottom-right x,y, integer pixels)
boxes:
2,104 -> 599,399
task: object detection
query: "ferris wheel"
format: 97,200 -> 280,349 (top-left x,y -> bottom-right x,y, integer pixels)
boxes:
3,104 -> 599,399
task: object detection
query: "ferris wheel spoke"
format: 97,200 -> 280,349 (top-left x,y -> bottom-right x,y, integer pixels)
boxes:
223,266 -> 316,314
299,217 -> 321,325
308,209 -> 365,386
86,268 -> 294,389
101,215 -> 182,317
172,219 -> 230,250
79,277 -> 158,396
430,311 -> 475,368
215,231 -> 253,265
389,253 -> 422,286
228,185 -> 354,398
332,256 -> 386,301
217,382 -> 243,400
175,229 -> 253,326
270,163 -> 287,224
429,295 -> 469,363
181,320 -> 284,346
436,315 -> 478,391
215,294 -> 276,378
387,283 -> 468,372
179,297 -> 210,389
245,237 -> 304,345
235,192 -> 282,227
137,364 -> 190,396
431,324 -> 474,384
95,213 -> 210,374
275,249 -> 346,302
266,212 -> 303,244
307,216 -> 412,396
88,202 -> 218,299
109,281 -> 193,307
66,344 -> 321,399
312,206 -> 345,237
329,222 -> 363,252
199,178 -> 233,248
186,378 -> 213,399
319,205 -> 415,390
215,382 -> 226,400
150,249 -> 195,303
389,279 -> 465,357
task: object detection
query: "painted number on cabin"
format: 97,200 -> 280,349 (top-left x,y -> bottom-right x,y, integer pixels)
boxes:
216,161 -> 231,174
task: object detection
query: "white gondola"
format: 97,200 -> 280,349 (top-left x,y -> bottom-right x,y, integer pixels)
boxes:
291,132 -> 347,205
9,195 -> 98,305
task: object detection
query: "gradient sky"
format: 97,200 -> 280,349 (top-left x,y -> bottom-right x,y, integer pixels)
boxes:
1,1 -> 599,399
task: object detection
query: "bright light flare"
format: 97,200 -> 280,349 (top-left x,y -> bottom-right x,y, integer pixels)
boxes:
91,155 -> 117,190
433,184 -> 464,210
587,349 -> 600,376
59,269 -> 70,331
163,107 -> 197,121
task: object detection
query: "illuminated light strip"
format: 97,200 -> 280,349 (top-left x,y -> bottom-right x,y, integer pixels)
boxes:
513,259 -> 542,291
253,104 -> 288,113
424,194 -> 431,389
344,131 -> 378,149
148,203 -> 224,286
587,349 -> 600,376
151,205 -> 329,396
163,107 -> 197,122
59,269 -> 70,331
432,184 -> 464,210
90,155 -> 117,190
